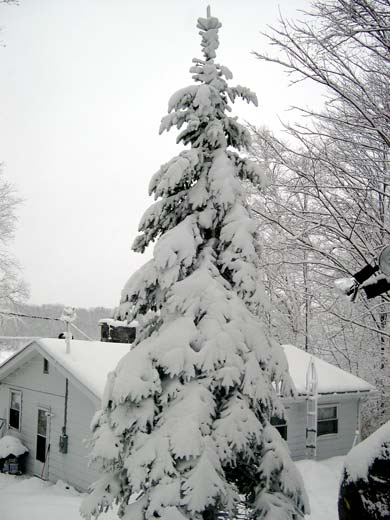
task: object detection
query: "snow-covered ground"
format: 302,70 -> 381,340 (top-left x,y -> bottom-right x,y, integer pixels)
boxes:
297,457 -> 344,520
0,473 -> 119,520
0,456 -> 344,520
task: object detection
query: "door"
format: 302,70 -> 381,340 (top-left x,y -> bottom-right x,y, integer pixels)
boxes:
34,408 -> 50,479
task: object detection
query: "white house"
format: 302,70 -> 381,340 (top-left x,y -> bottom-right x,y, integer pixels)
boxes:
0,338 -> 130,491
0,338 -> 374,490
278,345 -> 375,460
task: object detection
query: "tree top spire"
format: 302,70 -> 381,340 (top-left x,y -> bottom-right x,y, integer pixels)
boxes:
197,8 -> 221,61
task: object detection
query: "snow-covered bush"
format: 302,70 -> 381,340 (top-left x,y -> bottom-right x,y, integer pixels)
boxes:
338,420 -> 390,520
0,435 -> 28,459
81,10 -> 308,520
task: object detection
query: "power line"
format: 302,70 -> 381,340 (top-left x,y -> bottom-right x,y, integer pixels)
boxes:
0,310 -> 94,341
0,310 -> 62,321
70,322 -> 93,341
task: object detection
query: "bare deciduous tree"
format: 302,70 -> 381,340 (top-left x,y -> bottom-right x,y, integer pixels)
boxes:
0,0 -> 28,317
252,0 -> 390,429
0,169 -> 28,313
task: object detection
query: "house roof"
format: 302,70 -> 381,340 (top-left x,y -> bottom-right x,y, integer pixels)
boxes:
0,338 -> 130,402
283,344 -> 375,395
0,339 -> 374,403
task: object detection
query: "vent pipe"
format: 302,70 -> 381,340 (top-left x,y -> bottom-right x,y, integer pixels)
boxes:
60,307 -> 77,354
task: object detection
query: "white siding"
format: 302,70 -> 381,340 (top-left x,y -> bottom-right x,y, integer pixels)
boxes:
49,382 -> 100,490
316,398 -> 358,460
0,353 -> 99,491
284,403 -> 307,461
284,397 -> 359,460
0,384 -> 12,432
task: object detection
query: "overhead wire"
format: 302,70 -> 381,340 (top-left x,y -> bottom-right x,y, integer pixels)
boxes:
0,310 -> 93,340
0,310 -> 62,321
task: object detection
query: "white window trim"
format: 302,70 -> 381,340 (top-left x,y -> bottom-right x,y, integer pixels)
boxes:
8,389 -> 22,432
317,403 -> 338,439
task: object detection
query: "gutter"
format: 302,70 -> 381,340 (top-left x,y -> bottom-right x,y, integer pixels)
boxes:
281,389 -> 374,404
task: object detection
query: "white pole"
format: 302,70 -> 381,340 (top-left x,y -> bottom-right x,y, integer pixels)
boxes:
60,306 -> 76,354
207,5 -> 211,17
65,321 -> 71,354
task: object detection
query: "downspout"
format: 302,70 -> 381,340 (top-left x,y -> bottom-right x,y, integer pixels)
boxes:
352,397 -> 361,448
59,378 -> 69,453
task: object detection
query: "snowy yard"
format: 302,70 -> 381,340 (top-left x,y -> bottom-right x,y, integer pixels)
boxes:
0,457 -> 344,520
0,473 -> 117,520
297,457 -> 344,520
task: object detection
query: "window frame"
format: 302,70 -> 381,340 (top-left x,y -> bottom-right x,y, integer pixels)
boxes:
9,389 -> 22,432
36,407 -> 50,463
43,358 -> 49,374
317,404 -> 338,438
270,415 -> 288,441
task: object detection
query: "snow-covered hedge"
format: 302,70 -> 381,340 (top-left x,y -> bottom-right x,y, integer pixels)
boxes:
343,420 -> 390,482
338,421 -> 390,520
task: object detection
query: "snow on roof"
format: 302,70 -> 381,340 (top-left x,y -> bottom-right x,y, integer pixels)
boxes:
34,338 -> 130,399
283,344 -> 375,395
0,338 -> 374,401
39,340 -> 373,399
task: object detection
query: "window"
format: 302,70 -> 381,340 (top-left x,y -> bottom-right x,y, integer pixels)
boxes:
43,358 -> 49,374
9,390 -> 22,431
271,415 -> 288,441
36,409 -> 49,463
317,405 -> 338,436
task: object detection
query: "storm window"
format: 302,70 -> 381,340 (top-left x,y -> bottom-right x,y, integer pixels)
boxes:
9,390 -> 22,431
317,405 -> 338,436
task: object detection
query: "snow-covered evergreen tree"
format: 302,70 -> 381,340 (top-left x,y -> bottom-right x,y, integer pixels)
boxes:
81,10 -> 308,520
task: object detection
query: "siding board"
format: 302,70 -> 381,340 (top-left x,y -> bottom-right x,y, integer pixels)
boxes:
0,353 -> 99,491
283,397 -> 359,460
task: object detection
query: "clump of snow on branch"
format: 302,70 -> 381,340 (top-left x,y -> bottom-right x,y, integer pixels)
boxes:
343,420 -> 390,483
81,10 -> 308,520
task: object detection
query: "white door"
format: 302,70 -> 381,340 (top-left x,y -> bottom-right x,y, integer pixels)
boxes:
34,408 -> 50,479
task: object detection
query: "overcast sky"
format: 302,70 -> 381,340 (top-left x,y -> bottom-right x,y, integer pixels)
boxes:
0,0 -> 320,309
